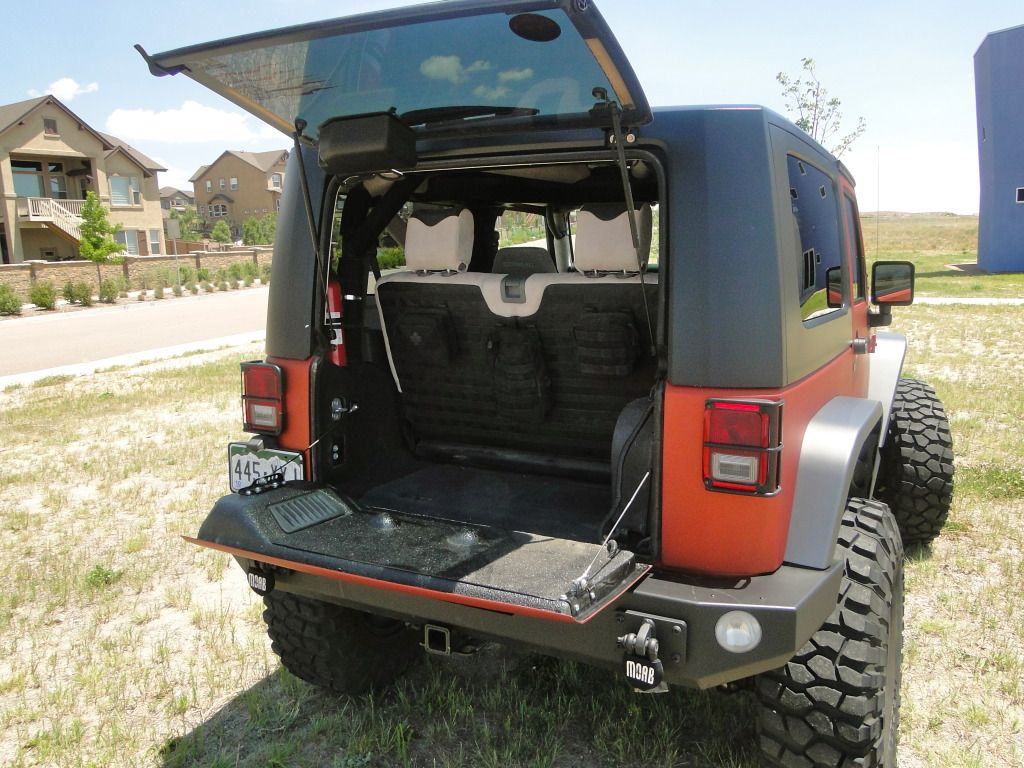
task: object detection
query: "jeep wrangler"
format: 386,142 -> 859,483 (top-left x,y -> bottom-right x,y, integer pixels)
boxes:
140,2 -> 954,765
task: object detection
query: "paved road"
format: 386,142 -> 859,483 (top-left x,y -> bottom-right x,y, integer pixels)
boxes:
0,287 -> 268,383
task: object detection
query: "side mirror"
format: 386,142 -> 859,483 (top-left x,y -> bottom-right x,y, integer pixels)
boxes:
825,266 -> 843,308
869,261 -> 915,327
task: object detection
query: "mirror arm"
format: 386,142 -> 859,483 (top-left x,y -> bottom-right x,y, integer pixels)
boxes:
868,304 -> 893,328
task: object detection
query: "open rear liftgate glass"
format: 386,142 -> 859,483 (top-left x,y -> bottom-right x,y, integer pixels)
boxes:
187,486 -> 650,623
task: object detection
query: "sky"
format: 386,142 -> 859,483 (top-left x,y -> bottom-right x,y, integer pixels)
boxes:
2,0 -> 1020,214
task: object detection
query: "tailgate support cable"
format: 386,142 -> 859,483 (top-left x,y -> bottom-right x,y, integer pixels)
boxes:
569,470 -> 650,597
593,88 -> 656,357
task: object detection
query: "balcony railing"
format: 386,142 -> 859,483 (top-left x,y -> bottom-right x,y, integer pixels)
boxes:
18,197 -> 83,242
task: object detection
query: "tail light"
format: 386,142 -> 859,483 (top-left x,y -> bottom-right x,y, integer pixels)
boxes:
241,361 -> 284,434
703,399 -> 782,495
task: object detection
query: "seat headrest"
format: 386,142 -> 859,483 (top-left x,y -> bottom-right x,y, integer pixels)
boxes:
574,204 -> 652,272
405,209 -> 474,272
492,246 -> 556,276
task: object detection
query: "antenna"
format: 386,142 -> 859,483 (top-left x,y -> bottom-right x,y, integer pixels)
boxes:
876,144 -> 881,257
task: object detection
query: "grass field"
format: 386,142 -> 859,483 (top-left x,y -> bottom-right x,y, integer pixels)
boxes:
0,215 -> 1021,767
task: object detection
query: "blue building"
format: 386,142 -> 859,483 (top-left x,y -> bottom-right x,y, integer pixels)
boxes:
975,24 -> 1024,273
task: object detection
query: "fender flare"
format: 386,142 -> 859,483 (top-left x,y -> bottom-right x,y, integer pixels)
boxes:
867,331 -> 908,446
783,396 -> 883,569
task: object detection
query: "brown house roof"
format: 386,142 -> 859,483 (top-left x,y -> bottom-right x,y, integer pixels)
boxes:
0,95 -> 113,150
160,186 -> 194,200
99,132 -> 166,174
190,149 -> 288,183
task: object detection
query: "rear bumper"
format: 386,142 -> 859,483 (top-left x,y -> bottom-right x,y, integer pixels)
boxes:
195,489 -> 842,689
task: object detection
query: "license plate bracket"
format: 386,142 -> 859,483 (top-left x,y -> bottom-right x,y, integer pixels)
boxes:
228,443 -> 304,492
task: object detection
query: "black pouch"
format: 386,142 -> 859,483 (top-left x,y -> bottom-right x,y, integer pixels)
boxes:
573,310 -> 639,376
393,307 -> 458,367
488,325 -> 551,423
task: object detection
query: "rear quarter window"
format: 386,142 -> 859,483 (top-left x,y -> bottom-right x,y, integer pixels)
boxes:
788,156 -> 843,322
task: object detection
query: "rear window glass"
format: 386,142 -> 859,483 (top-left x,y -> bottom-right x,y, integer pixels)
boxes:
788,156 -> 843,322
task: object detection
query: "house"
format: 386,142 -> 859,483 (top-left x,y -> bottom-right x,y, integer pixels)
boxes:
190,150 -> 287,238
159,186 -> 194,215
0,95 -> 166,264
975,24 -> 1024,272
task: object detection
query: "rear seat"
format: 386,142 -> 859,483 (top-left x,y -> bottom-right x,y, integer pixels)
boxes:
375,205 -> 658,464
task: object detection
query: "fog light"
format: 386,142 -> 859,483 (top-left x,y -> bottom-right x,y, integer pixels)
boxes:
714,610 -> 762,653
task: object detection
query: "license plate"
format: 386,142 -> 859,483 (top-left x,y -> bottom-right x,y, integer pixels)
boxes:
228,443 -> 304,492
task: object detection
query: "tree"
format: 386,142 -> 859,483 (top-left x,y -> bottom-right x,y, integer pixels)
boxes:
211,220 -> 232,244
777,58 -> 866,158
169,205 -> 202,241
78,191 -> 125,286
242,213 -> 277,245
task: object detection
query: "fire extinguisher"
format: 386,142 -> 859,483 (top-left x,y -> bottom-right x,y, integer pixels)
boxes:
325,280 -> 347,367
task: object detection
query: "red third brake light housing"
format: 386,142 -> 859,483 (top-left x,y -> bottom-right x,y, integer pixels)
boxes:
241,361 -> 284,435
703,399 -> 783,494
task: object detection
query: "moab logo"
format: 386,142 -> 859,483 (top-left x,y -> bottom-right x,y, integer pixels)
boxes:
247,570 -> 273,595
625,659 -> 655,686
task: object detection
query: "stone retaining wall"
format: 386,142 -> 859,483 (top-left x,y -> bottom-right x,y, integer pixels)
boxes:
0,248 -> 273,300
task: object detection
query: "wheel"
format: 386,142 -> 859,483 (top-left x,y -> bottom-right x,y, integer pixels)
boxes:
262,591 -> 420,694
876,378 -> 955,547
756,498 -> 904,767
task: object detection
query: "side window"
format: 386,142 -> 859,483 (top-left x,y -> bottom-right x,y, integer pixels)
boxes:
788,156 -> 843,322
843,195 -> 866,301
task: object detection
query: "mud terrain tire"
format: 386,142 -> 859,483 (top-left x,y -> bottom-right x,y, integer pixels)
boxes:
877,378 -> 954,547
263,591 -> 420,694
756,499 -> 904,767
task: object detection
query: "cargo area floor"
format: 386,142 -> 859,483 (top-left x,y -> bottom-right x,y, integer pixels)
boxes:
358,464 -> 610,542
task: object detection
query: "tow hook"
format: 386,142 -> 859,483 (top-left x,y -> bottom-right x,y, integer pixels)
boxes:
617,618 -> 667,692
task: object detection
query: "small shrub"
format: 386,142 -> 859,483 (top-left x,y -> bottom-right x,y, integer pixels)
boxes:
241,261 -> 259,279
259,263 -> 272,283
30,281 -> 57,310
154,285 -> 165,300
85,564 -> 122,590
201,281 -> 212,293
0,284 -> 22,315
226,262 -> 245,282
243,274 -> 254,287
187,281 -> 199,295
219,281 -> 229,292
63,281 -> 93,306
378,247 -> 406,270
137,291 -> 147,301
99,279 -> 120,304
172,283 -> 183,297
197,267 -> 211,282
177,265 -> 195,284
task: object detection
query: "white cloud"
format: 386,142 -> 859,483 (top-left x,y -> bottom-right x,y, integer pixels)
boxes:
473,84 -> 510,101
27,77 -> 99,102
498,68 -> 534,83
419,56 -> 490,84
151,158 -> 194,191
105,100 -> 281,145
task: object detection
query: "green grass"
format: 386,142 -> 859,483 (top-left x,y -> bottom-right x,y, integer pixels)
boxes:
862,213 -> 1024,297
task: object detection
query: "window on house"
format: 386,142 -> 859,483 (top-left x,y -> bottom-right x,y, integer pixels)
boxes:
788,155 -> 843,323
149,229 -> 162,255
205,180 -> 212,193
219,178 -> 225,190
40,247 -> 58,260
114,229 -> 140,255
230,177 -> 238,190
109,175 -> 141,206
271,173 -> 282,189
1017,187 -> 1024,204
209,203 -> 228,217
199,204 -> 205,215
275,198 -> 281,211
43,118 -> 58,136
12,160 -> 44,197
